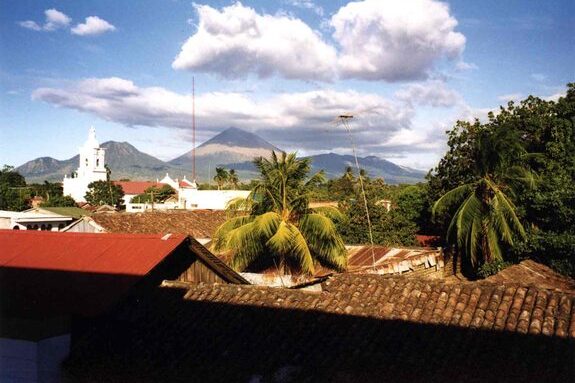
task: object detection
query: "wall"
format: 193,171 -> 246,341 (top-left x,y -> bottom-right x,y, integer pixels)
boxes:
179,189 -> 250,210
0,335 -> 70,383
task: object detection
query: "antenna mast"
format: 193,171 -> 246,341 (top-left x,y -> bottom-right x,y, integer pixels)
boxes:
337,115 -> 377,272
192,76 -> 196,181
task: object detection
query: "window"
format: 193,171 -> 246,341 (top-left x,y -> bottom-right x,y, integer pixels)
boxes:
85,158 -> 88,167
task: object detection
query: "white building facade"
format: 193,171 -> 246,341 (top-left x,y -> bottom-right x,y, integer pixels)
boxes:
63,127 -> 107,202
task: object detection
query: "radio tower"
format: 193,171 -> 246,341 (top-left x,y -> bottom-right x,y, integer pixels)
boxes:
192,76 -> 196,181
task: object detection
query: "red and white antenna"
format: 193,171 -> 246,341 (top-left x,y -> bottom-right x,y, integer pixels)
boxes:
192,76 -> 196,181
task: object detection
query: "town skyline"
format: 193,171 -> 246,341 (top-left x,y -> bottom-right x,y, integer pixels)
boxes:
1,0 -> 573,170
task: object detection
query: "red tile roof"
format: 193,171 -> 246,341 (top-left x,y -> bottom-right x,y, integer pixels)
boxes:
113,181 -> 165,195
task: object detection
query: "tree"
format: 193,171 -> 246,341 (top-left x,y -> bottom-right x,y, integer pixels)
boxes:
213,167 -> 229,190
85,180 -> 124,207
212,152 -> 347,275
131,184 -> 176,203
41,194 -> 77,207
228,169 -> 240,189
432,124 -> 533,267
0,165 -> 29,211
428,84 -> 575,275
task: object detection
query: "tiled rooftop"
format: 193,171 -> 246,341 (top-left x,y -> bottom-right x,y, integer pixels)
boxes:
65,273 -> 575,382
91,209 -> 227,239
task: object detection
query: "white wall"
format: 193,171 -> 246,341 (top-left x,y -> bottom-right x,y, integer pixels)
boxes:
179,190 -> 250,210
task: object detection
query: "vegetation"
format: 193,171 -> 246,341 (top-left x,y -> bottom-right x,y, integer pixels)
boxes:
213,167 -> 229,190
432,125 -> 533,266
85,165 -> 124,207
429,83 -> 575,276
212,152 -> 347,275
131,184 -> 176,203
0,165 -> 29,211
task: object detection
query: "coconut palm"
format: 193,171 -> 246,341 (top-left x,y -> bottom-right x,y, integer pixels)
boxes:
212,151 -> 347,275
228,169 -> 240,189
213,167 -> 229,190
433,127 -> 535,266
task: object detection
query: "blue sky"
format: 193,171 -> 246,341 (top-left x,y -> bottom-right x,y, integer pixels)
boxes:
1,0 -> 573,172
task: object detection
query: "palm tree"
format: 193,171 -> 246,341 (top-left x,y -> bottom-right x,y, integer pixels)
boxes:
212,151 -> 347,275
213,167 -> 229,190
433,127 -> 535,266
228,169 -> 240,189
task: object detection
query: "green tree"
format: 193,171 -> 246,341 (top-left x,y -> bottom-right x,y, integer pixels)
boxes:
41,194 -> 77,207
228,169 -> 240,189
212,152 -> 347,275
0,165 -> 29,211
85,180 -> 124,207
432,124 -> 534,267
213,167 -> 229,190
428,84 -> 575,275
131,184 -> 176,203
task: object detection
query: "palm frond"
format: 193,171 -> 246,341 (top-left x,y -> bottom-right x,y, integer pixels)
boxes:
289,225 -> 315,275
433,183 -> 473,218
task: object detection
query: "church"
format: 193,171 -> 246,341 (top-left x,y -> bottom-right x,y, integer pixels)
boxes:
64,128 -> 249,210
62,127 -> 107,202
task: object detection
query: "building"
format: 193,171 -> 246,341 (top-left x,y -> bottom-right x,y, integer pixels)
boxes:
123,173 -> 250,212
62,127 -> 107,202
0,209 -> 74,231
63,271 -> 575,382
0,230 -> 248,382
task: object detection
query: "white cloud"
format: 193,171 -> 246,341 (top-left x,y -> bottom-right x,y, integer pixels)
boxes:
44,9 -> 72,31
71,16 -> 116,36
331,0 -> 466,81
497,93 -> 523,103
173,3 -> 337,80
284,0 -> 324,16
32,77 -> 431,156
395,80 -> 461,107
174,1 -> 466,82
18,20 -> 42,31
19,9 -> 71,32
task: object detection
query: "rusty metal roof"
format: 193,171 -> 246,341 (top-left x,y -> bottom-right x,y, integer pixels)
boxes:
0,230 -> 186,275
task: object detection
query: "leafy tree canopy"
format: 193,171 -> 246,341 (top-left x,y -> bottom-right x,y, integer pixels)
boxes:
0,165 -> 28,211
212,152 -> 347,276
85,180 -> 124,208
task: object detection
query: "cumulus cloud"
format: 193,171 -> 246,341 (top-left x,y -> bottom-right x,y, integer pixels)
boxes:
173,1 -> 466,82
19,9 -> 71,32
395,80 -> 462,107
173,3 -> 337,80
71,16 -> 116,36
332,0 -> 465,81
32,77 -> 432,156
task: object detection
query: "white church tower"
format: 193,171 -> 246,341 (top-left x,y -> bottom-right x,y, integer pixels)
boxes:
63,127 -> 107,202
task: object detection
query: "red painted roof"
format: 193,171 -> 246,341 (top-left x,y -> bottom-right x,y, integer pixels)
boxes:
0,230 -> 187,318
0,230 -> 186,275
113,181 -> 165,195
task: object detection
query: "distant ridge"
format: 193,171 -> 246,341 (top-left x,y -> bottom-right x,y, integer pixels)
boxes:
16,128 -> 426,184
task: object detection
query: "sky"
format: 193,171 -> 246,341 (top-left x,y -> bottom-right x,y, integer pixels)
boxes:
1,0 -> 573,171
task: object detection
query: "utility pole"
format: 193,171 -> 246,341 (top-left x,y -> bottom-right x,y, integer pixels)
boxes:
192,76 -> 196,182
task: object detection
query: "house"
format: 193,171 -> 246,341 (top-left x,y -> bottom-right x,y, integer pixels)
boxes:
0,209 -> 74,231
63,272 -> 575,382
0,230 -> 247,382
88,210 -> 228,244
62,127 -> 107,202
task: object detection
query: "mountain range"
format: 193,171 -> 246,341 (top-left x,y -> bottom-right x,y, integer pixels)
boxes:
16,128 -> 426,184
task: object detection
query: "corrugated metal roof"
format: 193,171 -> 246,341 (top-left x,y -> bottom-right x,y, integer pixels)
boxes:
0,230 -> 186,275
